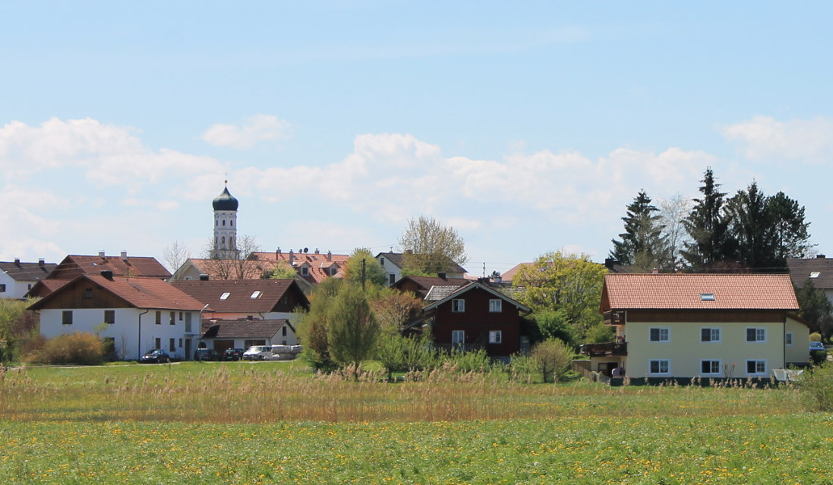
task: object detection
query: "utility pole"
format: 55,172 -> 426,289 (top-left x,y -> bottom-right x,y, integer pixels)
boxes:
361,258 -> 366,290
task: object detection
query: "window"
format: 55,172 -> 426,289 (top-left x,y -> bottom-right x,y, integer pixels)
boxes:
104,310 -> 115,324
786,332 -> 793,345
451,330 -> 465,347
649,328 -> 670,342
155,311 -> 161,325
155,337 -> 161,350
83,288 -> 93,299
62,310 -> 73,325
700,293 -> 716,301
700,328 -> 720,342
389,274 -> 396,285
746,328 -> 766,342
178,338 -> 182,348
380,258 -> 385,266
746,360 -> 766,376
489,330 -> 502,344
282,326 -> 287,336
451,299 -> 465,313
301,267 -> 309,276
251,291 -> 262,299
169,312 -> 175,325
0,284 -> 5,293
169,338 -> 176,352
810,271 -> 821,279
220,292 -> 230,300
489,299 -> 502,313
700,360 -> 721,375
185,312 -> 192,333
179,312 -> 183,321
649,360 -> 670,375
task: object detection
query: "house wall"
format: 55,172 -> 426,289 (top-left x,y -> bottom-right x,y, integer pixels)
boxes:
625,318 -> 789,378
0,272 -> 34,299
39,308 -> 200,361
432,287 -> 520,356
786,316 -> 810,365
377,257 -> 402,287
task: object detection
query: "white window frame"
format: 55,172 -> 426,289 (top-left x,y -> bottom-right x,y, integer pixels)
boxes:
746,327 -> 767,343
746,359 -> 767,376
648,359 -> 670,375
700,327 -> 720,343
700,359 -> 722,376
489,299 -> 502,313
451,330 -> 465,347
649,327 -> 670,343
785,332 -> 793,345
488,330 -> 502,344
451,299 -> 465,313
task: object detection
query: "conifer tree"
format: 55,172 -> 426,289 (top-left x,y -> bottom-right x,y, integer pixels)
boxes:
681,169 -> 733,268
610,190 -> 668,269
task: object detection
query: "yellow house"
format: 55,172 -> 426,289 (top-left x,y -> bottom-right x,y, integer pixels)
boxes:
583,273 -> 809,381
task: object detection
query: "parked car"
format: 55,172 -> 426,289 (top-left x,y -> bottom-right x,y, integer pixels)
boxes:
223,348 -> 245,361
810,341 -> 826,352
194,348 -> 219,361
140,349 -> 171,364
243,345 -> 273,360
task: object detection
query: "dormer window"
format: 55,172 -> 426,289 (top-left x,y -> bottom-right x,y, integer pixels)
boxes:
700,293 -> 716,301
301,266 -> 309,276
220,292 -> 230,300
250,291 -> 262,299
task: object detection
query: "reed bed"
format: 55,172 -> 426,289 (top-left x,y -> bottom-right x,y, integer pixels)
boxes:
0,362 -> 804,423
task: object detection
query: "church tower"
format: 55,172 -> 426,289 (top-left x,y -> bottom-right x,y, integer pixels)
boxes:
211,182 -> 239,258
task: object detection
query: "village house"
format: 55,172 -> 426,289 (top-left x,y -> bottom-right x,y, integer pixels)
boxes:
582,273 -> 809,382
788,255 -> 833,306
27,252 -> 171,298
376,251 -> 467,286
201,319 -> 297,353
0,258 -> 56,299
29,272 -> 206,361
393,274 -> 471,299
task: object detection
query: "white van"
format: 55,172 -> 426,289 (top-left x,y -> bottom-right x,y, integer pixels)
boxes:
243,345 -> 273,361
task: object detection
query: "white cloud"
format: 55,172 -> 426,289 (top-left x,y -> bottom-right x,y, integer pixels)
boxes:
201,114 -> 291,149
722,115 -> 833,163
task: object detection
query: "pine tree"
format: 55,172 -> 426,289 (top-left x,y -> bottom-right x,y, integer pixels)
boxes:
725,182 -> 773,268
610,190 -> 668,269
767,191 -> 812,265
681,168 -> 733,268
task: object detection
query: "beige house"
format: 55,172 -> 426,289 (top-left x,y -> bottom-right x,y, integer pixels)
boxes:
582,273 -> 809,381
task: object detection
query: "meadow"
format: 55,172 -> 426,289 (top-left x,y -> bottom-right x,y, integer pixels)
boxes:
1,362 -> 832,483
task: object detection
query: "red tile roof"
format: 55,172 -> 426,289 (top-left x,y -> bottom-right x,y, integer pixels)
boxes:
170,279 -> 308,313
29,275 -> 207,311
500,263 -> 531,283
601,273 -> 799,311
47,254 -> 171,280
187,251 -> 348,284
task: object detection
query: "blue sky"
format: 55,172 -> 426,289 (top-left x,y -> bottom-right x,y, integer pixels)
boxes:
2,1 -> 832,274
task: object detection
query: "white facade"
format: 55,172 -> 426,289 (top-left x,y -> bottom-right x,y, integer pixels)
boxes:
377,255 -> 402,287
39,308 -> 202,361
0,272 -> 35,299
213,209 -> 238,258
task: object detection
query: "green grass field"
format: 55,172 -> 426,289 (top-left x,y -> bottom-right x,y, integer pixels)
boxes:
2,362 -> 832,483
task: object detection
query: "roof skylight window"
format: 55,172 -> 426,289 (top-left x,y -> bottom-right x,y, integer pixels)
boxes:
810,272 -> 821,278
700,293 -> 716,301
220,292 -> 230,300
251,291 -> 262,299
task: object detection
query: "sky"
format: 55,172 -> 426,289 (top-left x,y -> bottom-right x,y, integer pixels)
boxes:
2,1 -> 833,275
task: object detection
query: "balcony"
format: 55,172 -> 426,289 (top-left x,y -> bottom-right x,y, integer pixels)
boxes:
603,311 -> 625,326
580,341 -> 627,357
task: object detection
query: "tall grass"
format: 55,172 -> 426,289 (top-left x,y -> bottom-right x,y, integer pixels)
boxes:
0,362 -> 805,423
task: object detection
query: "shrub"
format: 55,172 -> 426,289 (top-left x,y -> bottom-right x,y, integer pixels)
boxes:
447,348 -> 492,373
508,354 -> 536,383
810,332 -> 822,342
531,338 -> 573,383
801,363 -> 833,411
29,333 -> 105,365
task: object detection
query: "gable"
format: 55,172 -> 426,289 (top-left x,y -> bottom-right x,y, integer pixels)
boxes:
423,282 -> 531,312
29,277 -> 135,310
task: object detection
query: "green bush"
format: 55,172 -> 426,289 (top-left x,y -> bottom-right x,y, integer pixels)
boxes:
508,354 -> 537,382
531,338 -> 573,383
801,363 -> 833,411
447,348 -> 492,373
28,333 -> 105,365
810,332 -> 822,342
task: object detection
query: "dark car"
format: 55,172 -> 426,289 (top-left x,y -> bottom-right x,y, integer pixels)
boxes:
139,349 -> 171,364
193,348 -> 219,361
223,348 -> 245,361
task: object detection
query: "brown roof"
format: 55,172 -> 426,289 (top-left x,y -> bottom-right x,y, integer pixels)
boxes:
202,319 -> 290,339
400,275 -> 470,289
187,251 -> 348,284
0,260 -> 57,282
170,279 -> 308,313
47,254 -> 171,280
601,273 -> 799,311
26,278 -> 70,298
500,263 -> 531,283
29,275 -> 206,311
788,257 -> 833,289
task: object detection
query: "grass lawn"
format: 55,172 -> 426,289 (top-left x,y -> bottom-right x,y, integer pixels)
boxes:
2,362 -> 832,483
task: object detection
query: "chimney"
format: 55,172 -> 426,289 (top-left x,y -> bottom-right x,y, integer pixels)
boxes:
276,247 -> 281,255
100,270 -> 114,280
817,254 -> 826,259
651,268 -> 659,274
199,274 -> 209,281
438,272 -> 447,280
326,250 -> 332,261
314,248 -> 319,254
38,258 -> 45,266
120,250 -> 128,260
14,258 -> 20,266
289,249 -> 294,264
604,258 -> 618,270
98,250 -> 106,258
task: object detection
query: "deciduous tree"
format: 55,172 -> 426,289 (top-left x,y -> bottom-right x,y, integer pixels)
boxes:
399,216 -> 467,275
343,248 -> 387,287
327,285 -> 380,370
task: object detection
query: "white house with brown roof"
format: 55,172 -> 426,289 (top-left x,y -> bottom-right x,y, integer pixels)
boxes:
376,252 -> 467,286
583,273 -> 809,381
29,273 -> 206,361
0,258 -> 56,299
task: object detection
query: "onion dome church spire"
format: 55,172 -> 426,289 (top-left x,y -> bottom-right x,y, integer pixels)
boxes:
212,181 -> 238,258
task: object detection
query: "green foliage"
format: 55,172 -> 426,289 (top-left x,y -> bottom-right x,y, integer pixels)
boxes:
27,332 -> 105,365
399,216 -> 467,275
796,281 -> 833,339
681,168 -> 734,268
267,260 -> 298,279
297,278 -> 343,370
531,339 -> 573,383
801,363 -> 833,411
326,285 -> 380,368
584,322 -> 615,344
610,190 -> 669,270
513,252 -> 606,342
368,287 -> 423,334
446,348 -> 492,373
343,248 -> 388,287
810,332 -> 822,342
375,334 -> 437,378
0,299 -> 39,363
